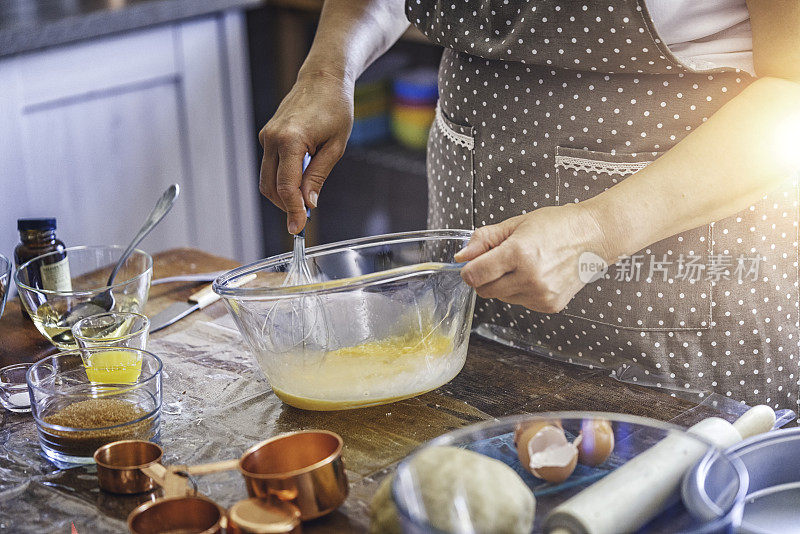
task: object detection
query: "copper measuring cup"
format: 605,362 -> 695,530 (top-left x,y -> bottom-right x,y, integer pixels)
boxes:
128,496 -> 302,534
235,429 -> 348,520
128,495 -> 226,534
94,440 -> 169,495
227,499 -> 302,534
107,430 -> 347,528
170,430 -> 348,520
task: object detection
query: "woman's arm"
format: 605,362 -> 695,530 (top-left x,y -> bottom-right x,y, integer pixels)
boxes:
586,76 -> 800,264
586,0 -> 800,262
457,0 -> 800,312
259,0 -> 408,234
300,0 -> 409,93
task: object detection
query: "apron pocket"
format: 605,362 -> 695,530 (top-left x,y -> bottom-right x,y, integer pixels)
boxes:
427,103 -> 476,230
555,146 -> 713,331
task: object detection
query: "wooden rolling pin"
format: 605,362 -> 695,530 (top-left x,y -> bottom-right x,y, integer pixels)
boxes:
544,405 -> 776,534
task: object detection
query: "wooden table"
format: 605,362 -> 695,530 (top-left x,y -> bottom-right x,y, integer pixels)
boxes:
0,249 -> 241,367
0,248 -> 713,533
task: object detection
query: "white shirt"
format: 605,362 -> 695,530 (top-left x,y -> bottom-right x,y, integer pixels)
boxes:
645,0 -> 755,75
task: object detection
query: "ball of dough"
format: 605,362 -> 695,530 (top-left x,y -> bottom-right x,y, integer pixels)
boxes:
370,446 -> 535,534
370,474 -> 403,534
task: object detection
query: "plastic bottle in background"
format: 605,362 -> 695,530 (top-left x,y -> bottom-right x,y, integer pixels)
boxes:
391,67 -> 439,150
351,53 -> 411,146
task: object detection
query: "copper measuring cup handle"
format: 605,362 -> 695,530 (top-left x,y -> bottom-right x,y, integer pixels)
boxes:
176,458 -> 241,476
141,464 -> 197,498
139,463 -> 168,484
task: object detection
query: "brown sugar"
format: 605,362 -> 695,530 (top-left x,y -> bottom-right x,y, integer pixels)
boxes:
41,398 -> 156,458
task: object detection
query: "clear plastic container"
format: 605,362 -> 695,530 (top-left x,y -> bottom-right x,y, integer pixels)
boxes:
213,230 -> 476,410
391,412 -> 747,534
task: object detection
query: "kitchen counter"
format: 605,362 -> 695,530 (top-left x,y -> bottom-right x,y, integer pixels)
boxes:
0,248 -> 730,532
0,0 -> 263,56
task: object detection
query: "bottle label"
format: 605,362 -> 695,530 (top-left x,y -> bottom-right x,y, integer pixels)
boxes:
40,257 -> 72,292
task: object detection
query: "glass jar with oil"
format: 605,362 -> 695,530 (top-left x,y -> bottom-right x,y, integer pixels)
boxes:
15,246 -> 152,349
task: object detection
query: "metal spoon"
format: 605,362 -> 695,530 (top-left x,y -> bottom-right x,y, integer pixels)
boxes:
53,184 -> 180,340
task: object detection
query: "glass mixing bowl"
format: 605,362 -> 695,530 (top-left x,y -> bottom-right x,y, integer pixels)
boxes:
391,412 -> 748,534
213,230 -> 477,410
15,245 -> 152,349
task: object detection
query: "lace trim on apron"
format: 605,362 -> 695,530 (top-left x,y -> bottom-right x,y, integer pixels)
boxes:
555,155 -> 653,176
435,104 -> 474,150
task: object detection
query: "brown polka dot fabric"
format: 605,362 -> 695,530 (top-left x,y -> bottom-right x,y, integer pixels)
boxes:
410,0 -> 800,409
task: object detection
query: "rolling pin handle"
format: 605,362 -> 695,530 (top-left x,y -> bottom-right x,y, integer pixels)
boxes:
732,404 -> 776,439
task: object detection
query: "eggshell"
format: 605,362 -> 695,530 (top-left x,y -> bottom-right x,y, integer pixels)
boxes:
516,423 -> 550,469
576,419 -> 615,467
517,424 -> 578,483
513,419 -> 562,448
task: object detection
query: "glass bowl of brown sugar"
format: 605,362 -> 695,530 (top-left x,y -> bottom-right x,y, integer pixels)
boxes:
26,347 -> 162,466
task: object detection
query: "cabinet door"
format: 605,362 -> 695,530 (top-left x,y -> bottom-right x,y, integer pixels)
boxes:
0,16 -> 261,262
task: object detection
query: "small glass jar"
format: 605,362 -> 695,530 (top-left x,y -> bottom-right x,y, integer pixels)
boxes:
14,218 -> 69,318
72,311 -> 150,350
0,363 -> 33,413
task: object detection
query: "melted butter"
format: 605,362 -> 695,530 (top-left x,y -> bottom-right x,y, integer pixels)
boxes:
84,350 -> 142,384
269,331 -> 461,411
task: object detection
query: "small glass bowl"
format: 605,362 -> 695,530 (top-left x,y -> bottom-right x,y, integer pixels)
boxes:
72,311 -> 150,350
0,363 -> 33,413
392,412 -> 747,533
0,253 -> 11,318
26,348 -> 162,466
15,245 -> 152,349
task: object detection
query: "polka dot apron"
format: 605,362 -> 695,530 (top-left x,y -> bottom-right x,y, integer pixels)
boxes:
407,0 -> 800,409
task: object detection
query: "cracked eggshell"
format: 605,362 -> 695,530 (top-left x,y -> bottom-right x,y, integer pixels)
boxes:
576,419 -> 615,467
513,419 -> 562,448
517,424 -> 578,484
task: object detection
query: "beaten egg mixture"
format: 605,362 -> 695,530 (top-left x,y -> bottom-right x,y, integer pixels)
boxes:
269,330 -> 462,410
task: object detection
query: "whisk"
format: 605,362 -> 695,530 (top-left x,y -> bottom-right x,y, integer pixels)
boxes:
261,158 -> 329,354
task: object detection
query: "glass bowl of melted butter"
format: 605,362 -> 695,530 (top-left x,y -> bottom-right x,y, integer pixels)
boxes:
214,230 -> 477,410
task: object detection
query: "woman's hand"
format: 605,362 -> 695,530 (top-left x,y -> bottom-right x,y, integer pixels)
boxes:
259,71 -> 354,234
454,204 -> 613,313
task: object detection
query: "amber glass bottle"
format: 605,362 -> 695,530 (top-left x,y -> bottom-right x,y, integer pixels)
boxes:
14,218 -> 69,317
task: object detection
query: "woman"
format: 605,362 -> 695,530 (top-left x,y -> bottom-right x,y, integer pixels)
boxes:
258,0 -> 800,409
